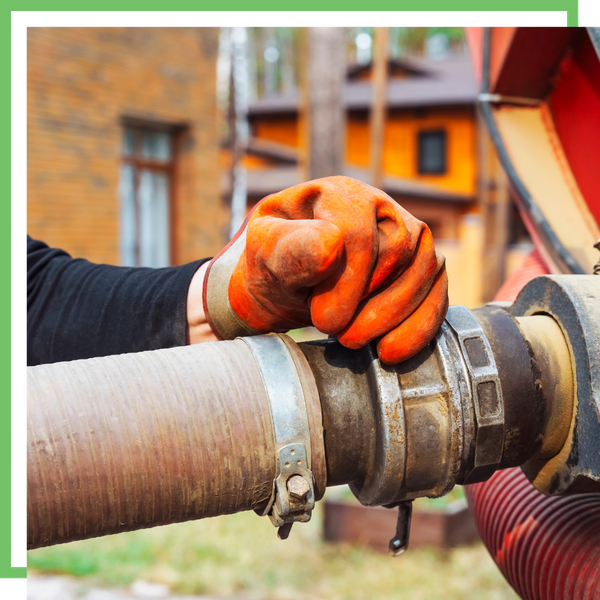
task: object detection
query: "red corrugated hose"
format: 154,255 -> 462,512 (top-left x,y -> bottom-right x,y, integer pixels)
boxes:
466,250 -> 600,599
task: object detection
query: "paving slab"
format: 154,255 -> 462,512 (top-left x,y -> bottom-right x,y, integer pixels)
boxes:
27,574 -> 222,600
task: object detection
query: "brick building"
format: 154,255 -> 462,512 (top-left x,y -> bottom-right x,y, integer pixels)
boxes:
28,27 -> 226,267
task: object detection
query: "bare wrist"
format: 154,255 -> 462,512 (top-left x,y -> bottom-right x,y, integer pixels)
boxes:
187,262 -> 219,345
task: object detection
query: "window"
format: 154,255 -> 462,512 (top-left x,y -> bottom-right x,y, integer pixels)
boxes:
417,130 -> 447,175
119,127 -> 174,268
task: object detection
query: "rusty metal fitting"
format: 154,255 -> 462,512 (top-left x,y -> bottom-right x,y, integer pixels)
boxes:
511,275 -> 600,495
445,306 -> 504,483
299,295 -> 589,551
299,306 -> 507,552
301,306 -> 500,506
300,299 -> 583,505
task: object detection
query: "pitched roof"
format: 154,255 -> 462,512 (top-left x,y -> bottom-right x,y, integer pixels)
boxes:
224,165 -> 475,204
248,55 -> 478,115
346,56 -> 430,80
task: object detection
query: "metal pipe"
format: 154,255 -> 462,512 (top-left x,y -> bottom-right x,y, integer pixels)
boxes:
303,307 -> 575,498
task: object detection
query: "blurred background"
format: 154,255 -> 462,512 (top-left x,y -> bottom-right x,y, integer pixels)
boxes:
27,27 -> 525,599
27,26 -> 532,309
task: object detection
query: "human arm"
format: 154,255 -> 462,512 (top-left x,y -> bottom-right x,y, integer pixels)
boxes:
29,176 -> 448,366
187,261 -> 219,344
27,235 -> 214,365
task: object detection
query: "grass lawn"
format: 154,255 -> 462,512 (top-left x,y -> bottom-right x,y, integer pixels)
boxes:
28,493 -> 518,600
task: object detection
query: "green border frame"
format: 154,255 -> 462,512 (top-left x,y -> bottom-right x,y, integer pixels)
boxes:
4,9 -> 26,578
18,8 -> 581,581
7,1 -> 580,27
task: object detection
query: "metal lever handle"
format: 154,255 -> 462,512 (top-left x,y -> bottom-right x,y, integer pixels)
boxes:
388,501 -> 413,556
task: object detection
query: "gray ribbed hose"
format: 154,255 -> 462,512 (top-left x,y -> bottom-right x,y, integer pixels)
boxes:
28,337 -> 325,549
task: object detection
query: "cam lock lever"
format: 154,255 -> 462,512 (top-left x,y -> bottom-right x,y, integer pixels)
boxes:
388,501 -> 413,556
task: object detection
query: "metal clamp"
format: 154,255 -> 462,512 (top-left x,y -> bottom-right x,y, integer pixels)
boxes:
241,334 -> 316,539
446,306 -> 505,473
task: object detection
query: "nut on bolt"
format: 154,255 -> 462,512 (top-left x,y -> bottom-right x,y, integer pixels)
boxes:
287,475 -> 310,500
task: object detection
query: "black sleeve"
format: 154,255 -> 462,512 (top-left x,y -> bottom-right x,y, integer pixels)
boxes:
27,235 -> 210,366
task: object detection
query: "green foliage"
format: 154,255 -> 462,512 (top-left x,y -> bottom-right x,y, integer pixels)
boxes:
392,27 -> 465,57
427,27 -> 466,41
245,26 -> 466,102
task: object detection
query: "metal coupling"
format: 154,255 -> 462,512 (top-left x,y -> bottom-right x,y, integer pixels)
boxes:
301,306 -> 495,508
300,309 -> 481,552
511,275 -> 600,494
445,306 -> 504,482
298,284 -> 588,550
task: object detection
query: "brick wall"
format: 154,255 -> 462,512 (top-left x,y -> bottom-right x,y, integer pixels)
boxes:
28,27 -> 227,265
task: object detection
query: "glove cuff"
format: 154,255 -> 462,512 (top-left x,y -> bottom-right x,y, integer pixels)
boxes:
202,227 -> 266,340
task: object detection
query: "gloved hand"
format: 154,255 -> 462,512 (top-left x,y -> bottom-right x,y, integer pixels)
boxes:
202,176 -> 448,364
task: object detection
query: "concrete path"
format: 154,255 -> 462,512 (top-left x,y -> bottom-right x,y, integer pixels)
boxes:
27,574 -> 220,600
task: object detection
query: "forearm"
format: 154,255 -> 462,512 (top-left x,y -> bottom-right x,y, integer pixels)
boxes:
27,236 -> 212,365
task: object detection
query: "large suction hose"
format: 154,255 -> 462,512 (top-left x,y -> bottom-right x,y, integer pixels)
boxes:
28,338 -> 326,549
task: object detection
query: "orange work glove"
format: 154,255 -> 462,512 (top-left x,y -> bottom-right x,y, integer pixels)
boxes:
203,176 -> 448,364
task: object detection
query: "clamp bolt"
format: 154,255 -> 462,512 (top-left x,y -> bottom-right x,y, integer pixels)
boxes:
287,475 -> 310,500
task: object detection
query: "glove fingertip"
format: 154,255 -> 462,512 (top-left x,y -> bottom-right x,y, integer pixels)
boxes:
377,272 -> 449,364
336,331 -> 368,350
310,299 -> 354,335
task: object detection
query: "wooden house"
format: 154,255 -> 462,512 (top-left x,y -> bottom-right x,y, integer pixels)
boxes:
236,55 -> 532,307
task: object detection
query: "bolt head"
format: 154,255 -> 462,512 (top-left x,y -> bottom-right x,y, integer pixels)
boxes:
287,475 -> 310,499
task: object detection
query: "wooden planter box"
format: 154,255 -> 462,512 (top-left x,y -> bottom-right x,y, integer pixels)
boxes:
323,499 -> 479,553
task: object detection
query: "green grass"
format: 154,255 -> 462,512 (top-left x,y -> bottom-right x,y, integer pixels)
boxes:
28,497 -> 518,600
